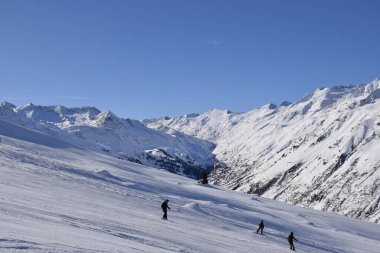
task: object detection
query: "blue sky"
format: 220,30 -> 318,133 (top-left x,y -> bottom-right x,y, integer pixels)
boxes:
1,0 -> 379,119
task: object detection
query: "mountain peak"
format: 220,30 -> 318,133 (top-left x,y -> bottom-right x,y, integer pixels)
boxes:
184,113 -> 200,119
94,109 -> 124,127
97,109 -> 118,120
279,101 -> 292,107
261,103 -> 278,110
207,108 -> 234,114
363,79 -> 380,93
0,101 -> 16,108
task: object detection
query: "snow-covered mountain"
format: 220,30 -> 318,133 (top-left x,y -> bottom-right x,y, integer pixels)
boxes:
1,119 -> 379,252
145,79 -> 380,223
0,102 -> 215,178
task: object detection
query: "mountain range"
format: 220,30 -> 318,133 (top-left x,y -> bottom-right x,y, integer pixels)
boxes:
0,102 -> 215,179
1,79 -> 379,224
145,79 -> 380,223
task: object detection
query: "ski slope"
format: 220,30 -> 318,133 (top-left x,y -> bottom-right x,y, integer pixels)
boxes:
1,120 -> 379,252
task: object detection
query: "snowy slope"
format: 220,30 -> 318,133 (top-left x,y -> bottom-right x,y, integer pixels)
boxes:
145,79 -> 380,223
1,119 -> 380,252
0,102 -> 215,178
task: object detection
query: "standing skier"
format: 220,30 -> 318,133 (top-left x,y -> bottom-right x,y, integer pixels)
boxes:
287,232 -> 298,251
256,220 -> 264,234
161,199 -> 170,220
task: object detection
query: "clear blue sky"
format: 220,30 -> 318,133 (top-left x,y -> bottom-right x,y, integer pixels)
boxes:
1,0 -> 379,119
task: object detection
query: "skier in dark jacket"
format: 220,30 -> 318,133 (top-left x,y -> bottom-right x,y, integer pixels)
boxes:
287,232 -> 298,251
161,200 -> 170,220
256,220 -> 264,234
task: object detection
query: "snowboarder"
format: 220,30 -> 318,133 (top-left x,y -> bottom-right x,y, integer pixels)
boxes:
256,220 -> 264,234
161,199 -> 170,220
287,232 -> 298,251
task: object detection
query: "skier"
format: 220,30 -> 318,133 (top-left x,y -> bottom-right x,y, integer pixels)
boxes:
202,171 -> 208,184
161,199 -> 170,220
287,232 -> 298,251
256,220 -> 264,234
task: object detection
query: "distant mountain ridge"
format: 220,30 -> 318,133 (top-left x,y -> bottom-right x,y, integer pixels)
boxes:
0,102 -> 215,179
145,79 -> 380,223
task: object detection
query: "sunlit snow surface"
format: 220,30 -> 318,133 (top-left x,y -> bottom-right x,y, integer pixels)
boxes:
1,120 -> 379,252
